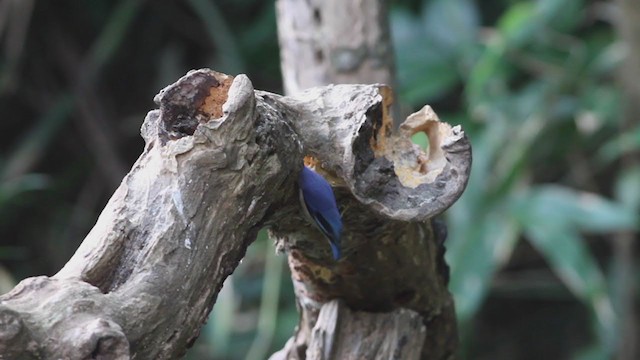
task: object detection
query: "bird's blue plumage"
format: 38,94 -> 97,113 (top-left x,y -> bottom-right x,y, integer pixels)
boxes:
298,166 -> 343,260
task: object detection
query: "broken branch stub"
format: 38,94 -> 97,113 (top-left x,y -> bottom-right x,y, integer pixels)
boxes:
279,84 -> 472,222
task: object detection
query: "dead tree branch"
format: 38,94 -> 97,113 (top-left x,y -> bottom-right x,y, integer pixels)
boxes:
0,69 -> 470,359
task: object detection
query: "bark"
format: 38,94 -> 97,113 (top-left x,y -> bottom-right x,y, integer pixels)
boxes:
268,86 -> 467,360
0,69 -> 471,359
276,0 -> 395,95
276,1 -> 464,358
0,70 -> 300,359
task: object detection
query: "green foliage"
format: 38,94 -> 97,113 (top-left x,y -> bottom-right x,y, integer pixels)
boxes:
392,0 -> 480,104
396,0 -> 636,358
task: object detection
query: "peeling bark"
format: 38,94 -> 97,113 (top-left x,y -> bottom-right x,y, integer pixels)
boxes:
0,69 -> 471,359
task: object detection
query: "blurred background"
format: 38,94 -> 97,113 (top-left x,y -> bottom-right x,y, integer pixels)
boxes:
0,0 -> 638,359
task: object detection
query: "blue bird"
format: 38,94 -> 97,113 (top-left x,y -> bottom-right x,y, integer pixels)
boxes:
298,166 -> 343,260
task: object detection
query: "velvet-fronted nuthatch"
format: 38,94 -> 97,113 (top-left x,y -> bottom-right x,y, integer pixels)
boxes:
298,166 -> 343,260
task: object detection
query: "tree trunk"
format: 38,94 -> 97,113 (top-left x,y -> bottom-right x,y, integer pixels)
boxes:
268,88 -> 466,360
275,1 -> 463,359
276,0 -> 395,95
0,69 -> 470,359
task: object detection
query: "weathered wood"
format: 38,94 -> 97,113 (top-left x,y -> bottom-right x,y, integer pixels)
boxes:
267,84 -> 468,359
0,69 -> 302,359
276,2 -> 466,356
0,69 -> 471,359
270,300 -> 427,360
276,0 -> 395,95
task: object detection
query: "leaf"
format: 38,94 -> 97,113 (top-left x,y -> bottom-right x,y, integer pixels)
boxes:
513,186 -> 625,349
398,61 -> 459,105
421,0 -> 480,53
588,41 -> 624,77
513,186 -> 638,233
523,223 -> 616,350
597,124 -> 640,164
497,0 -> 582,45
467,1 -> 550,105
614,165 -> 640,212
447,206 -> 520,322
1,95 -> 74,181
411,132 -> 429,150
0,174 -> 50,204
85,0 -> 144,81
391,9 -> 460,105
465,40 -> 508,106
538,0 -> 584,32
497,2 -> 538,47
187,0 -> 246,74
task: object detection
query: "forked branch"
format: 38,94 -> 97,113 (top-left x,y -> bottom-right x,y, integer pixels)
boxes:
0,69 -> 470,359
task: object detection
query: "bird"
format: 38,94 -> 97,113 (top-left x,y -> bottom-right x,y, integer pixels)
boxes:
298,165 -> 343,260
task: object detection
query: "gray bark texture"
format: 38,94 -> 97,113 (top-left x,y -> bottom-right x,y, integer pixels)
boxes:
0,68 -> 471,359
275,0 -> 464,359
276,0 -> 395,95
268,87 -> 467,360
